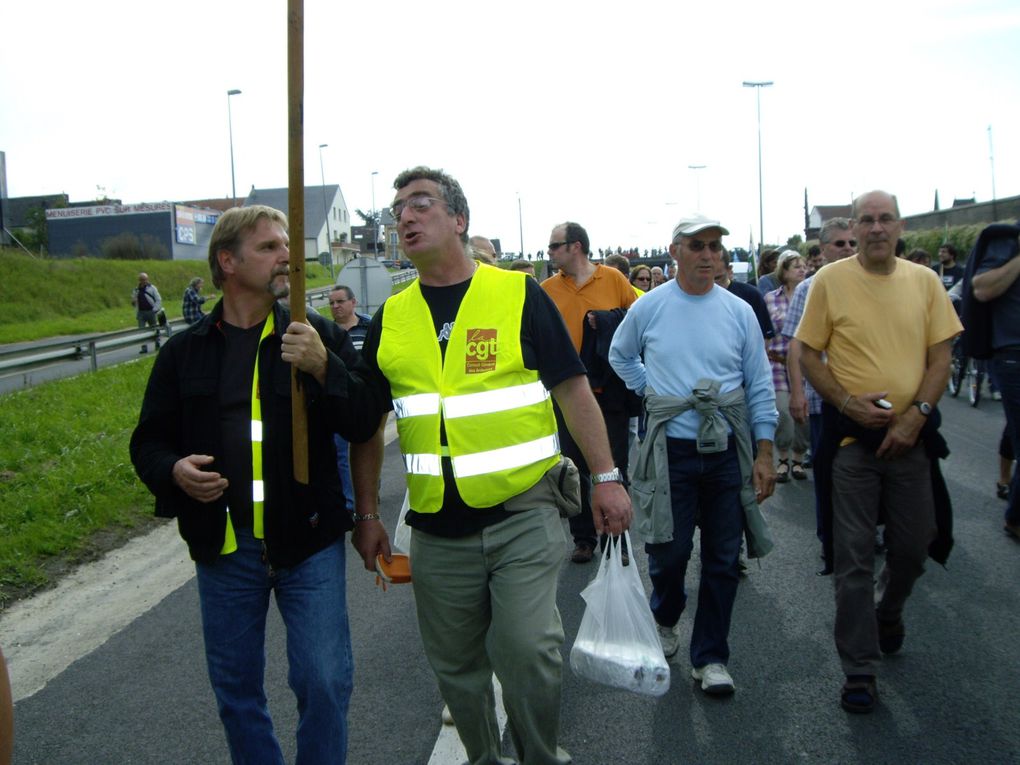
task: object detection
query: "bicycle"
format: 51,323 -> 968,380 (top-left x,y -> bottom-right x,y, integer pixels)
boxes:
967,358 -> 987,407
948,335 -> 966,397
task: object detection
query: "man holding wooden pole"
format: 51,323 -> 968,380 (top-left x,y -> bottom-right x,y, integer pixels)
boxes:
130,204 -> 381,764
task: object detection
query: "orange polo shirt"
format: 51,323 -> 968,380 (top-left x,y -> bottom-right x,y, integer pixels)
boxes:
541,264 -> 637,353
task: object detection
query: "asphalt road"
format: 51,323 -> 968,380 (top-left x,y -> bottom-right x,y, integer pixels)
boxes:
7,392 -> 1020,764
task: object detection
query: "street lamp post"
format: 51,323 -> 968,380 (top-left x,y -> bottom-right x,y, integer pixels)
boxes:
688,164 -> 706,211
371,170 -> 379,257
517,192 -> 524,259
742,80 -> 773,249
318,143 -> 334,279
226,89 -> 242,205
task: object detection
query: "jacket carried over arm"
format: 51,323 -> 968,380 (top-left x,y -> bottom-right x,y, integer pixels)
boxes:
130,299 -> 384,567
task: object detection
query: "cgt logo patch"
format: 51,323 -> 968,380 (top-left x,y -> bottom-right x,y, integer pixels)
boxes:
465,329 -> 497,373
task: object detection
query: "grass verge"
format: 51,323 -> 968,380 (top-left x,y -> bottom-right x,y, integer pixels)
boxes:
0,249 -> 337,344
0,358 -> 161,608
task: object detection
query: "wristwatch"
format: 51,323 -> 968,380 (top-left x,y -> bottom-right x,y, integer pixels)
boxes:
913,400 -> 932,416
591,467 -> 623,486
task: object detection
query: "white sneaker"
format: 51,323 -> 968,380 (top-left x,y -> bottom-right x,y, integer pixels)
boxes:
691,663 -> 735,696
441,704 -> 454,725
656,622 -> 680,658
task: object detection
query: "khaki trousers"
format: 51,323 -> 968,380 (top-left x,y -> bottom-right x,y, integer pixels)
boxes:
410,507 -> 571,765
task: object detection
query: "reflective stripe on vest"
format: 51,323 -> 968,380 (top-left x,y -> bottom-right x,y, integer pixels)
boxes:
220,312 -> 275,555
377,265 -> 560,513
392,381 -> 549,421
392,392 -> 441,419
451,433 -> 559,478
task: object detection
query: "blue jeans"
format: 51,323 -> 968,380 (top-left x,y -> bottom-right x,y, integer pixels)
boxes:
645,437 -> 743,667
334,434 -> 354,512
994,353 -> 1020,525
195,527 -> 353,765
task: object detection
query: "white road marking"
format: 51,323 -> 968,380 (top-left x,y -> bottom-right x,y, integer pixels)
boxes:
0,522 -> 193,701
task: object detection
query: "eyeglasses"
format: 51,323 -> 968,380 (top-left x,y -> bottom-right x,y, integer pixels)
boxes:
856,214 -> 898,227
390,195 -> 447,219
547,241 -> 573,251
831,239 -> 858,248
684,239 -> 723,253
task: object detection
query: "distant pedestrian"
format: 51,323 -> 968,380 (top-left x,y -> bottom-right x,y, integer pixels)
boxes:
935,243 -> 964,290
182,277 -> 211,325
604,253 -> 631,279
756,249 -> 780,294
468,235 -> 498,264
629,265 -> 652,295
508,258 -> 536,277
131,272 -> 163,353
329,284 -> 373,513
650,265 -> 666,288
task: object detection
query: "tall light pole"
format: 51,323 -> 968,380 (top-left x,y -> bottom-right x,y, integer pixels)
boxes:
743,80 -> 773,248
226,89 -> 242,205
517,192 -> 524,259
371,170 -> 379,257
988,124 -> 999,220
688,164 -> 706,211
318,143 -> 334,279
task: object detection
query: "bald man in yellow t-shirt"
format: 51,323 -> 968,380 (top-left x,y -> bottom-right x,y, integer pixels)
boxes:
797,190 -> 961,714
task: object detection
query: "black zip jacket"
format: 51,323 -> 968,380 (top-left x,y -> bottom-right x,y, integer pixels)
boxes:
130,299 -> 383,567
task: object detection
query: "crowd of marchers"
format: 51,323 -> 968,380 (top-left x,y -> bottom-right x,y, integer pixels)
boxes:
123,164 -> 1020,765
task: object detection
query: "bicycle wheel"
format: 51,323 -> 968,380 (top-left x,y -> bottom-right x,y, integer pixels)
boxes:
949,356 -> 964,397
969,366 -> 983,407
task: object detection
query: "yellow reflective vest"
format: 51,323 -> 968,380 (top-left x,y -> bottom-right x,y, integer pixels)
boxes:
377,264 -> 560,513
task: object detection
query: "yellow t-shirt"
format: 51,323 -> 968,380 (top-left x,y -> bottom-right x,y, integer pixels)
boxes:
795,256 -> 962,414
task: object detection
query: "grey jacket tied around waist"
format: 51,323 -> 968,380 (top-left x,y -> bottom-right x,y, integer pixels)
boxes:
632,380 -> 774,558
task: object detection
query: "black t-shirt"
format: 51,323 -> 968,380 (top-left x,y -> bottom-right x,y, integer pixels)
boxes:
218,320 -> 266,530
360,274 -> 585,537
934,263 -> 964,290
728,279 -> 776,340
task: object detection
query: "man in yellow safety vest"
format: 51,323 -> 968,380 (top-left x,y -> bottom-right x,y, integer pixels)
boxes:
351,166 -> 632,765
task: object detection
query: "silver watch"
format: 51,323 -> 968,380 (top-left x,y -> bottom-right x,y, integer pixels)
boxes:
591,467 -> 623,486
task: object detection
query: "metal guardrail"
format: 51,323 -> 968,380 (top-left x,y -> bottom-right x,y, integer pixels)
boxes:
0,321 -> 187,376
0,274 -> 416,383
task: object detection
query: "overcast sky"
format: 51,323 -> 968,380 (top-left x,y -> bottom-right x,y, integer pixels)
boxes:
2,0 -> 1018,255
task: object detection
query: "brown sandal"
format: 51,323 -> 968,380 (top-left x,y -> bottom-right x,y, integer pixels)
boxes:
776,458 -> 790,483
791,461 -> 808,480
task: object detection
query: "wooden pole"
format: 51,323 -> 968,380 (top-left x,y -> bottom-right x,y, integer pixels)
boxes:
287,0 -> 309,484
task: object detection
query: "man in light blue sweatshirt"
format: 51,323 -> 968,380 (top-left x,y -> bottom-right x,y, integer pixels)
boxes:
609,214 -> 778,696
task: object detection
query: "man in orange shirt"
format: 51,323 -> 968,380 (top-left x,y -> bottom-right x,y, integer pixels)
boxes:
542,221 -> 637,562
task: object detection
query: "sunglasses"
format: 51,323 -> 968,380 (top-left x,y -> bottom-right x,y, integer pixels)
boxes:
548,241 -> 573,251
634,275 -> 651,282
685,239 -> 723,253
831,239 -> 858,248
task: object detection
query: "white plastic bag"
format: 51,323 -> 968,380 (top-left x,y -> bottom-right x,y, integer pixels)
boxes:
569,532 -> 670,696
392,489 -> 412,555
